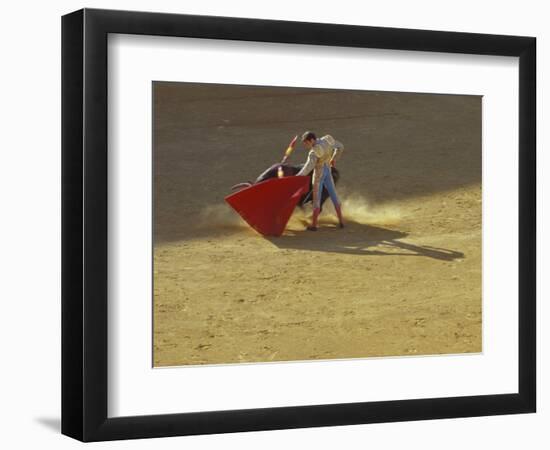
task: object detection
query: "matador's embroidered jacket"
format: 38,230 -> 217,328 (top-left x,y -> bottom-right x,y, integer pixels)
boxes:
296,134 -> 345,185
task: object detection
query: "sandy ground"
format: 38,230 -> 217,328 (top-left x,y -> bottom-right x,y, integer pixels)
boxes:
153,82 -> 481,367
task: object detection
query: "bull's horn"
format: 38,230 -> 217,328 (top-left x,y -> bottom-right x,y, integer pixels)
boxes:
231,182 -> 252,191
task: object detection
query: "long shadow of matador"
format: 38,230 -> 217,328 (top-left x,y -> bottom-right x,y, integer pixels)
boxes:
267,222 -> 464,261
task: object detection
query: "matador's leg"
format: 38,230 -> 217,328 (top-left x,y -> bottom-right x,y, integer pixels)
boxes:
308,170 -> 323,231
323,166 -> 344,227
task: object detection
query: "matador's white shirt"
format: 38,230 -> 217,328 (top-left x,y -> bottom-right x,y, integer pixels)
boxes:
296,135 -> 345,179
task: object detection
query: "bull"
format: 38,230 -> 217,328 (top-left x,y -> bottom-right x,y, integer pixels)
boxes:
231,163 -> 340,210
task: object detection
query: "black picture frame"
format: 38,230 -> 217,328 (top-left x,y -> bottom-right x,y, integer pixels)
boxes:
61,8 -> 536,442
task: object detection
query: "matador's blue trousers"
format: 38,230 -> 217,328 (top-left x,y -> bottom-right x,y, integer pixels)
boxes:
313,164 -> 341,209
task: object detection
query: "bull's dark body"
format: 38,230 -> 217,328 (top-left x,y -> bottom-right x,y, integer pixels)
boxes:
254,163 -> 340,209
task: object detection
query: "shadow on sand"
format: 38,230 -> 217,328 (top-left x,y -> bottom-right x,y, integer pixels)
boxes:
267,222 -> 464,261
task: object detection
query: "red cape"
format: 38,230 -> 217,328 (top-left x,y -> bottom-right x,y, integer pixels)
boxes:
225,176 -> 310,237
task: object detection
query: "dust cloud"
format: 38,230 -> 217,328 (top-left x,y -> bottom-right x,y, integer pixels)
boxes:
194,193 -> 401,234
195,204 -> 248,231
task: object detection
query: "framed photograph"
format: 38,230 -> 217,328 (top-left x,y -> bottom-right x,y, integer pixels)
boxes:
61,8 -> 536,442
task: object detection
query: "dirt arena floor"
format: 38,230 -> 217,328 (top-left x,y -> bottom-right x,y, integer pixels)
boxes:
153,82 -> 482,367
